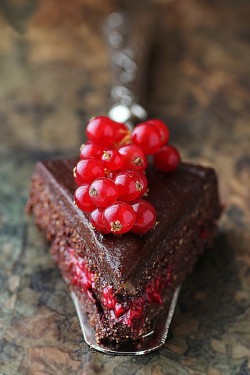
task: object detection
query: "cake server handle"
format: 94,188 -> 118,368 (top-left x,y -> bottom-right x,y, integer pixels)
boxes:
103,6 -> 155,128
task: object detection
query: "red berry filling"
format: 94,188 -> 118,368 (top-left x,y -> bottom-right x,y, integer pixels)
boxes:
61,248 -> 174,330
63,248 -> 95,293
101,271 -> 173,327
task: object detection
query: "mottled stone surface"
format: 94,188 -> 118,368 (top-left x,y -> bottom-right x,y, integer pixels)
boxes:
0,0 -> 250,374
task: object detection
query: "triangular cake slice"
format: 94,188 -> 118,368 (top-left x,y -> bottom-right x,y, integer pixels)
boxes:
27,158 -> 221,346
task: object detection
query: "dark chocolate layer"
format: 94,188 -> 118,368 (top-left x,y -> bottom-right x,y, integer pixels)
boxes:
28,158 -> 221,292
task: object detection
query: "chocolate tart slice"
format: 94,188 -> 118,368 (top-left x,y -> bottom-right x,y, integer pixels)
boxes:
27,158 -> 221,348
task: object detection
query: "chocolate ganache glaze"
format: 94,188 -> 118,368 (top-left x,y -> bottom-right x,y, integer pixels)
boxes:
29,158 -> 221,294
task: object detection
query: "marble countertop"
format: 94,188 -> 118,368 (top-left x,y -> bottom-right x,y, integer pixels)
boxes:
0,0 -> 250,374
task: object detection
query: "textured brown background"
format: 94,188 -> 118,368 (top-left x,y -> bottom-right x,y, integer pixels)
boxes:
0,0 -> 250,374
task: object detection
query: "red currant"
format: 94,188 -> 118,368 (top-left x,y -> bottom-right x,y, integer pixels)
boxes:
114,122 -> 129,143
86,116 -> 117,147
153,145 -> 180,172
74,159 -> 105,185
114,303 -> 126,318
146,119 -> 169,145
90,208 -> 111,233
86,117 -> 128,148
80,142 -> 103,160
102,286 -> 116,308
104,202 -> 136,235
131,123 -> 161,155
131,200 -> 156,234
114,170 -> 148,201
118,144 -> 147,172
101,149 -> 123,171
89,178 -> 118,208
74,185 -> 96,212
73,170 -> 84,186
108,171 -> 119,180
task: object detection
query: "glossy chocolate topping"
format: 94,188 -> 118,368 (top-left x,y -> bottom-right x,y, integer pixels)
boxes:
36,158 -> 221,289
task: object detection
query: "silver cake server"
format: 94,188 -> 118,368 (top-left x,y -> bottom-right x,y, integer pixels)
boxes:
71,287 -> 180,355
71,8 -> 181,355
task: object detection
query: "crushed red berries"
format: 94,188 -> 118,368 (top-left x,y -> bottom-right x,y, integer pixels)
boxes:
63,248 -> 173,329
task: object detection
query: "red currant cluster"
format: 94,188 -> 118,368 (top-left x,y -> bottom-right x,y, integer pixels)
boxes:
73,116 -> 180,235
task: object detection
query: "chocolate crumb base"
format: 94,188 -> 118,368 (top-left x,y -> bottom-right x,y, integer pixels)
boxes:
49,234 -> 176,344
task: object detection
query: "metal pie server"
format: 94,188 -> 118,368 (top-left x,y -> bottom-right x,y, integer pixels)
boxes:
71,8 -> 181,355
